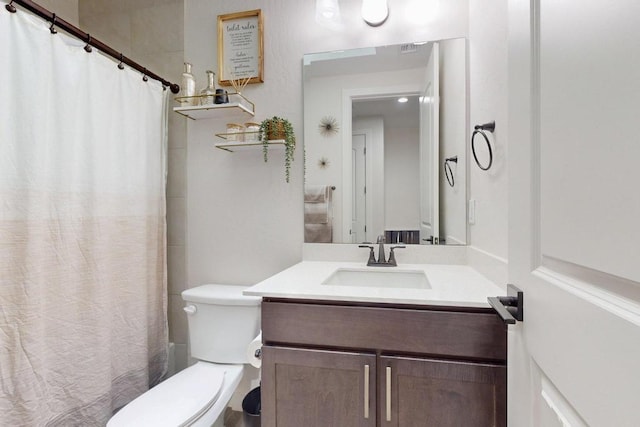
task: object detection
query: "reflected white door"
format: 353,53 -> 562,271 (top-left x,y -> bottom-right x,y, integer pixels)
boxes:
508,1 -> 640,425
352,133 -> 367,243
419,42 -> 440,244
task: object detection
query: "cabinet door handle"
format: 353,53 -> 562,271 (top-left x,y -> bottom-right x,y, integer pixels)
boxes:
364,364 -> 370,419
386,366 -> 391,421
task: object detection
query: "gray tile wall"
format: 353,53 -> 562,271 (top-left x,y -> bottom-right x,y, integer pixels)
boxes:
37,0 -> 79,26
79,0 -> 188,371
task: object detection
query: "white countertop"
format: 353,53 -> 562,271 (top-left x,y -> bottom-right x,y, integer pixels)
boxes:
244,261 -> 506,308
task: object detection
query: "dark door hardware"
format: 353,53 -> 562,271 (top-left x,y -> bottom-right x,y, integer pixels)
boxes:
488,284 -> 523,325
472,121 -> 495,171
422,236 -> 444,244
444,156 -> 458,187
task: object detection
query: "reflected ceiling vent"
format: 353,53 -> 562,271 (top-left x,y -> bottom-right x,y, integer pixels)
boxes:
400,43 -> 418,54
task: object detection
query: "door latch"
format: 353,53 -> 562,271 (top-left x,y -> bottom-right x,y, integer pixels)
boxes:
488,284 -> 523,325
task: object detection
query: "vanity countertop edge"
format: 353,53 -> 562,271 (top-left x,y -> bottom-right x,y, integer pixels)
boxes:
244,261 -> 506,308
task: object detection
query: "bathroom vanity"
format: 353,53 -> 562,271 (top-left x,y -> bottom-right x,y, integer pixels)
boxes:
246,262 -> 507,427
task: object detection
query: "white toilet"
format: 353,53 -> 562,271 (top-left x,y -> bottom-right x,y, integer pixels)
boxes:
107,284 -> 261,427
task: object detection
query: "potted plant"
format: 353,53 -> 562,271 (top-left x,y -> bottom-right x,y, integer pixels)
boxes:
260,116 -> 296,183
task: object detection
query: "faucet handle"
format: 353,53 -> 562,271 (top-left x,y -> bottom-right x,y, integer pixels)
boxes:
376,235 -> 385,243
388,245 -> 406,266
359,245 -> 376,265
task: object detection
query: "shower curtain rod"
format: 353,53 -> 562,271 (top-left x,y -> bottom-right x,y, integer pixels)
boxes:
5,0 -> 180,93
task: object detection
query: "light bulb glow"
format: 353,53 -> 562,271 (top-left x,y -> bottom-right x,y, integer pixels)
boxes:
398,97 -> 409,103
362,0 -> 388,26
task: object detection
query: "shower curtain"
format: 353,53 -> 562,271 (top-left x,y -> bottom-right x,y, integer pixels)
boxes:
0,6 -> 169,426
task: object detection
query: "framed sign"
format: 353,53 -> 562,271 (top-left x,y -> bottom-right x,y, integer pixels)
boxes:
217,9 -> 264,87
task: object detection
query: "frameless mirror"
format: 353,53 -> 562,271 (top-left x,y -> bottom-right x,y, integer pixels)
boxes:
303,38 -> 467,245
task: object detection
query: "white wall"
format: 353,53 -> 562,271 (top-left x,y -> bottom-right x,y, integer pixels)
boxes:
384,124 -> 420,230
184,0 -> 507,284
439,37 -> 467,245
184,0 -> 469,288
467,0 -> 509,282
305,68 -> 422,241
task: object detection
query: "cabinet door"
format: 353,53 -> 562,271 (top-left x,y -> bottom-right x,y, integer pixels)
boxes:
379,356 -> 506,427
261,345 -> 376,427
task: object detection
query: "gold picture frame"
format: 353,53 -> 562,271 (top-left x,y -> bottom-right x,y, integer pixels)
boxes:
217,9 -> 264,87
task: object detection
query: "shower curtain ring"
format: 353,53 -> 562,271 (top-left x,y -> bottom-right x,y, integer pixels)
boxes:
84,34 -> 92,53
49,13 -> 58,34
5,1 -> 17,13
117,53 -> 125,70
142,68 -> 149,82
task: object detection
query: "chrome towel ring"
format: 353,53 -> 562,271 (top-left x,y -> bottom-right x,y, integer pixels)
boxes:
472,121 -> 495,171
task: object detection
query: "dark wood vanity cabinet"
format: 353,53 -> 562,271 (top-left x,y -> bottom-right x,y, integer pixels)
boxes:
260,299 -> 507,427
261,346 -> 376,427
380,356 -> 505,426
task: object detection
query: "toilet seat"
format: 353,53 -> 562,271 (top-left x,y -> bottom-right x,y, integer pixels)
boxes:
107,362 -> 243,427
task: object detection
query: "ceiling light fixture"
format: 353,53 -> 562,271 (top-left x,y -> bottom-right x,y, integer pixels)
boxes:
362,0 -> 388,26
398,97 -> 409,103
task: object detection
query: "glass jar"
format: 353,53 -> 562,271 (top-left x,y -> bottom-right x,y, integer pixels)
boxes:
199,70 -> 216,106
226,123 -> 244,142
244,122 -> 260,142
181,62 -> 196,106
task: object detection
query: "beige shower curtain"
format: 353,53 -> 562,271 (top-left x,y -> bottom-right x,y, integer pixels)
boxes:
0,5 -> 168,426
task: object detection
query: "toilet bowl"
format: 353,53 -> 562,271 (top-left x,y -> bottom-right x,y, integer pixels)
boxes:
107,284 -> 261,427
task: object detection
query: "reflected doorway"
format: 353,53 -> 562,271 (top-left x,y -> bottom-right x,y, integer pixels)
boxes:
351,132 -> 367,243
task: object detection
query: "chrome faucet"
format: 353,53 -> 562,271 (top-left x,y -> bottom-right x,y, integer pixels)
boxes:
359,235 -> 405,266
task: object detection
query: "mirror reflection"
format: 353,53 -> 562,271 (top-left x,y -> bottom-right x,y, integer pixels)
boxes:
303,38 -> 467,245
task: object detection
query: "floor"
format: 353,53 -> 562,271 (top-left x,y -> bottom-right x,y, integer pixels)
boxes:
224,408 -> 259,427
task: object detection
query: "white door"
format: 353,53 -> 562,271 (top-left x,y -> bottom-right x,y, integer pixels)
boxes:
508,1 -> 640,425
351,133 -> 367,243
419,42 -> 440,244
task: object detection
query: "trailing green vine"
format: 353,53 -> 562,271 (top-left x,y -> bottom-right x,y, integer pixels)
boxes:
260,116 -> 296,183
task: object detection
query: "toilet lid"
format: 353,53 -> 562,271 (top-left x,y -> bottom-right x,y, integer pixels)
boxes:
182,284 -> 261,306
108,362 -> 225,427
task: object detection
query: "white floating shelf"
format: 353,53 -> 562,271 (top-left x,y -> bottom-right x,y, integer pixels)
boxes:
214,140 -> 285,153
173,93 -> 255,120
215,130 -> 260,141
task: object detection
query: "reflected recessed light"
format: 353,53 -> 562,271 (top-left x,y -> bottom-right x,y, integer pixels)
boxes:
316,0 -> 341,28
398,97 -> 409,103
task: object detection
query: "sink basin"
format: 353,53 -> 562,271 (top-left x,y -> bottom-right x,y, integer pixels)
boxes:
322,268 -> 431,289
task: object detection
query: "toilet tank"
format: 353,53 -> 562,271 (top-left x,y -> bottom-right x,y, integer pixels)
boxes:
182,284 -> 261,364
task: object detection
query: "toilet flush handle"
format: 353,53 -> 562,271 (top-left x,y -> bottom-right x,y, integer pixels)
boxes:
183,305 -> 197,315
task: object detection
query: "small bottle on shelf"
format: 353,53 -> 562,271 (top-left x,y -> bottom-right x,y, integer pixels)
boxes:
199,70 -> 216,106
181,62 -> 196,106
